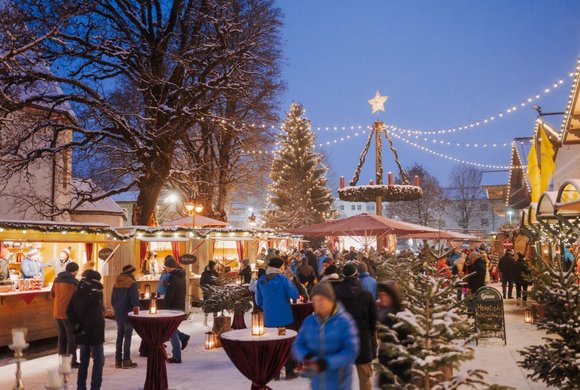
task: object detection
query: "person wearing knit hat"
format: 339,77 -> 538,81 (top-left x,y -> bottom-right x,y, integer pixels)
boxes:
293,281 -> 359,390
164,255 -> 188,363
21,248 -> 49,279
111,264 -> 139,369
335,261 -> 377,390
54,247 -> 74,275
52,261 -> 80,368
67,269 -> 105,390
256,255 -> 299,379
498,248 -> 516,299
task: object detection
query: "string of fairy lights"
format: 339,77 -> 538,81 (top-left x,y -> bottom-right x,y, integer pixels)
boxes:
237,68 -> 577,168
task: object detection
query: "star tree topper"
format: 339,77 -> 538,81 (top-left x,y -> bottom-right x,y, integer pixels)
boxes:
368,90 -> 388,114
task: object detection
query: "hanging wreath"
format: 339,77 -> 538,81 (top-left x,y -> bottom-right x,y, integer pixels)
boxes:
338,184 -> 423,202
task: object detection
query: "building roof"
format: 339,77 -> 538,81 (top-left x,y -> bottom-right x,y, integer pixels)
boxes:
110,191 -> 139,203
70,180 -> 126,216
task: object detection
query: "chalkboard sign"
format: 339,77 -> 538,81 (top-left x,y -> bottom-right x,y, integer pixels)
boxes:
179,254 -> 197,265
474,287 -> 506,345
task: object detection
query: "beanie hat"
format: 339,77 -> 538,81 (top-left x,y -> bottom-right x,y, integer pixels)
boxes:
208,260 -> 216,269
164,256 -> 178,268
342,262 -> 358,278
83,269 -> 101,281
62,247 -> 71,256
506,249 -> 514,254
65,262 -> 79,273
122,264 -> 136,274
242,258 -> 250,266
324,265 -> 338,276
311,282 -> 335,301
268,257 -> 284,269
27,248 -> 39,257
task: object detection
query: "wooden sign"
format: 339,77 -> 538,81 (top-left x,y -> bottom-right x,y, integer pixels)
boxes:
474,287 -> 506,345
179,254 -> 197,265
98,247 -> 114,261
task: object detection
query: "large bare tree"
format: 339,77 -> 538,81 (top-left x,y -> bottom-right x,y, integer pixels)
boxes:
0,0 -> 283,225
385,163 -> 443,226
447,165 -> 484,231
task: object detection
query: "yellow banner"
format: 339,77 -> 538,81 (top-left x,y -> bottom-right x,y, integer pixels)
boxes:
539,126 -> 556,192
527,142 -> 540,202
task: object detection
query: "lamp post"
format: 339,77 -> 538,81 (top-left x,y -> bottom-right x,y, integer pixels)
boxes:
185,201 -> 204,228
248,212 -> 257,228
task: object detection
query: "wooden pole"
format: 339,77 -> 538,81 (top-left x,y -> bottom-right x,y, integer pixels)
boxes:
375,121 -> 383,252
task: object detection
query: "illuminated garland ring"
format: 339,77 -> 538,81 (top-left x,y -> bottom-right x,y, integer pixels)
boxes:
338,184 -> 423,202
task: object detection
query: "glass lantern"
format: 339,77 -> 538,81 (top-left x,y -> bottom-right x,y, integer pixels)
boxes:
524,308 -> 532,324
144,284 -> 151,299
205,331 -> 217,350
251,310 -> 264,336
149,296 -> 157,315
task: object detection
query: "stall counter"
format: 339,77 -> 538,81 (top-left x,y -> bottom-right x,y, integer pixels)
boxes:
0,287 -> 56,347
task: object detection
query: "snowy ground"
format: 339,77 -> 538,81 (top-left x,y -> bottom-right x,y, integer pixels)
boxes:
0,283 -> 554,389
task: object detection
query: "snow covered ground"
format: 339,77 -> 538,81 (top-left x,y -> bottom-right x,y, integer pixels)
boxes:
0,284 -> 554,389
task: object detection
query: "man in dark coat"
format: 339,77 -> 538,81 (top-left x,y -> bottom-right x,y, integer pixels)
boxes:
111,265 -> 139,369
304,248 -> 319,280
467,252 -> 486,293
164,256 -> 188,363
514,252 -> 531,305
200,260 -> 219,286
239,259 -> 252,284
67,270 -> 105,390
498,249 -> 516,299
334,262 -> 377,390
296,256 -> 316,289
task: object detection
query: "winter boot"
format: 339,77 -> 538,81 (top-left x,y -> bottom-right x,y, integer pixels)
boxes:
516,298 -> 521,306
122,359 -> 138,369
115,360 -> 122,369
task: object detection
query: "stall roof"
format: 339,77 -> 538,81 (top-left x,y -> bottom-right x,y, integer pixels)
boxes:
0,219 -> 129,242
162,215 -> 227,228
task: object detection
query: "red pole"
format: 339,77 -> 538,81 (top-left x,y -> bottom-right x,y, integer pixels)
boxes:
414,175 -> 420,187
340,176 -> 345,189
388,172 -> 393,186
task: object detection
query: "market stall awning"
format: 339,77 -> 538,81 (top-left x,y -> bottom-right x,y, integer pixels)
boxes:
162,215 -> 227,228
289,213 -> 439,237
398,230 -> 482,241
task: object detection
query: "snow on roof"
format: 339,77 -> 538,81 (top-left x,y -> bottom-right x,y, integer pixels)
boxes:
70,179 -> 126,216
110,191 -> 139,202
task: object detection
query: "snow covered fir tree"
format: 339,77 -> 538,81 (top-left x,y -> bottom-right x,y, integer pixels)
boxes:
264,102 -> 334,229
518,257 -> 580,389
376,256 -> 487,389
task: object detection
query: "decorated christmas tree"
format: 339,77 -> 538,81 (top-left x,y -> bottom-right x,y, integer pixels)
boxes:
377,257 -> 487,389
264,102 -> 334,229
518,258 -> 580,389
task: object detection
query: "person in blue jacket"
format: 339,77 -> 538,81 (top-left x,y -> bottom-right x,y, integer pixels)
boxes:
358,262 -> 378,300
256,256 -> 299,379
293,282 -> 359,390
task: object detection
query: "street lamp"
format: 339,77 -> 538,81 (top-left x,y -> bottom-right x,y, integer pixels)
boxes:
507,209 -> 514,225
185,201 -> 204,228
248,212 -> 257,228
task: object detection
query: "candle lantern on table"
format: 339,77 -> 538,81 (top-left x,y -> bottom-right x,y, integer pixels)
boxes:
205,331 -> 217,350
144,284 -> 151,299
149,296 -> 157,315
251,310 -> 264,336
524,308 -> 532,324
10,328 -> 29,390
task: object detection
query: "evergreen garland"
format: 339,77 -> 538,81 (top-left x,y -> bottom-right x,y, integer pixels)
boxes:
264,103 -> 334,230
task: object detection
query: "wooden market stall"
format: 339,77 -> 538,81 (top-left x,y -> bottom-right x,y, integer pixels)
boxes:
0,220 -> 127,347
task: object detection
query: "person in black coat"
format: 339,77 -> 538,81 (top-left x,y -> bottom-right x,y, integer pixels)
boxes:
304,249 -> 319,280
239,259 -> 252,284
67,270 -> 105,390
498,249 -> 516,299
334,263 -> 377,390
466,252 -> 486,293
376,282 -> 412,386
200,260 -> 219,286
514,252 -> 531,305
164,256 -> 188,363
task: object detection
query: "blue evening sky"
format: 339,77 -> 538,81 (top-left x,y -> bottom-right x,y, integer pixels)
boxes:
276,0 -> 580,187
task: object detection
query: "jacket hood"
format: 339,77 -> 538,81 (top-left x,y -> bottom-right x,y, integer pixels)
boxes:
359,272 -> 370,277
77,279 -> 103,296
114,273 -> 136,288
56,271 -> 77,281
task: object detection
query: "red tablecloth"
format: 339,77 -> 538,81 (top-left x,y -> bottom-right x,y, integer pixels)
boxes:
129,310 -> 187,390
220,329 -> 297,390
289,302 -> 313,331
